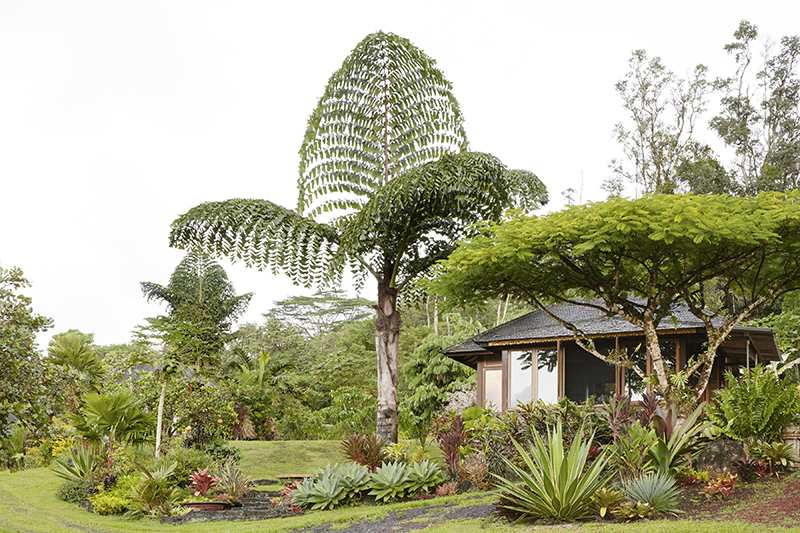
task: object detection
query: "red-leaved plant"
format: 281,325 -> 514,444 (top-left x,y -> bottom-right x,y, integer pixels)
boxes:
189,467 -> 221,497
340,433 -> 386,472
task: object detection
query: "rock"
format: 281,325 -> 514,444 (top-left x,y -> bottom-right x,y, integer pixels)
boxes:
696,439 -> 746,475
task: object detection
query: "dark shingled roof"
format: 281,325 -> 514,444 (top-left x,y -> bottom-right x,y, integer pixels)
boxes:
473,301 -> 722,344
444,301 -> 780,367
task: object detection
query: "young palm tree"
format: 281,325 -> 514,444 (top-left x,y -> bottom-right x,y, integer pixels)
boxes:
141,250 -> 252,455
170,32 -> 547,441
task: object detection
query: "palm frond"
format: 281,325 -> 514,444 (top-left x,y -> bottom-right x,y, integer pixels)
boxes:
297,31 -> 469,218
170,199 -> 345,288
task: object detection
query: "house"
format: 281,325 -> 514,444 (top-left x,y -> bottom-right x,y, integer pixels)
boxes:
444,302 -> 781,411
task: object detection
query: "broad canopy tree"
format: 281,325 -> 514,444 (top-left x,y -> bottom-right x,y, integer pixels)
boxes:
432,192 -> 800,407
169,32 -> 547,442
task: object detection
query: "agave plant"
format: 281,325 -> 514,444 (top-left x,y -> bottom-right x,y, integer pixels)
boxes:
406,460 -> 445,495
335,462 -> 371,499
624,471 -> 683,516
493,421 -> 611,522
368,461 -> 413,502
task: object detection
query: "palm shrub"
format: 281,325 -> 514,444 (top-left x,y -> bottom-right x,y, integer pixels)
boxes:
623,471 -> 682,516
707,365 -> 800,441
492,421 -> 611,522
129,461 -> 184,518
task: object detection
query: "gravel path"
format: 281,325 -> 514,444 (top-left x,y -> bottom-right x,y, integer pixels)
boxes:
294,499 -> 494,533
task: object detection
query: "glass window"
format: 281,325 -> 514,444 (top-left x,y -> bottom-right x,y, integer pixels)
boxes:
564,347 -> 616,403
537,348 -> 559,404
625,343 -> 647,401
509,350 -> 532,407
484,368 -> 502,412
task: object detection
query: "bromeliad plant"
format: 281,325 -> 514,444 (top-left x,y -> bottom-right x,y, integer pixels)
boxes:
493,421 -> 611,522
215,457 -> 253,501
188,467 -> 220,497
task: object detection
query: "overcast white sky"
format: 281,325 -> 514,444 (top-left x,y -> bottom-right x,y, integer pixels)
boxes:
1,1 -> 797,349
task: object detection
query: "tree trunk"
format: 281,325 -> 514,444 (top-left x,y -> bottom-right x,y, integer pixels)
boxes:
155,378 -> 167,458
375,278 -> 401,443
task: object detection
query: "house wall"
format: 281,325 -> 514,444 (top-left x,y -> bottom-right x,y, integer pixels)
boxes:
474,333 -> 729,409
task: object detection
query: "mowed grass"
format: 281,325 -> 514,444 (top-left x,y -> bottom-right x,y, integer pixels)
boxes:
2,440 -> 800,533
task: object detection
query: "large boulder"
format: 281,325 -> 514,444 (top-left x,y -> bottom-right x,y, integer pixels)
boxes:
696,439 -> 746,474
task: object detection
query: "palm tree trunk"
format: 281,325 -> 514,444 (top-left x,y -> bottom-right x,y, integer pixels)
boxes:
155,378 -> 167,457
375,278 -> 400,443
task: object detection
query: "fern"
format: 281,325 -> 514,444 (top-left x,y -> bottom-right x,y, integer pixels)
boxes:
707,365 -> 800,441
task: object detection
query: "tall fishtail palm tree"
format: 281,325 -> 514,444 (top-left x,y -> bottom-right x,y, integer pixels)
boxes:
170,32 -> 547,441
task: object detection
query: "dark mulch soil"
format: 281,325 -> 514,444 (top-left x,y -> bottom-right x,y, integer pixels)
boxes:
671,471 -> 800,527
294,497 -> 494,533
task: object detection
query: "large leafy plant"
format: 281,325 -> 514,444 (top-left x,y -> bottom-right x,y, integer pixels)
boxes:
707,365 -> 800,441
51,446 -> 98,481
647,402 -> 710,478
493,421 -> 611,522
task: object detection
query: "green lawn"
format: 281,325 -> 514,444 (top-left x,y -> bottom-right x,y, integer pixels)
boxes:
1,440 -> 799,533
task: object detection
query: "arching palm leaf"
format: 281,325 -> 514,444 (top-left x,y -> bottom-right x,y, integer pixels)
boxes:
297,31 -> 468,217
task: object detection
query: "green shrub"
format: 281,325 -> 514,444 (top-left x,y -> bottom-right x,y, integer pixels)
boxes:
707,365 -> 800,441
477,398 -> 609,478
56,477 -> 94,503
608,422 -> 657,483
623,471 -> 682,516
88,475 -> 137,515
203,441 -> 241,463
492,421 -> 611,522
153,447 -> 213,488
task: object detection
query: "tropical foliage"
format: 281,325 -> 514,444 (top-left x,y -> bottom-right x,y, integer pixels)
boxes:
0,266 -> 66,453
169,31 -> 547,442
492,422 -> 610,522
433,192 -> 800,405
707,365 -> 800,441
